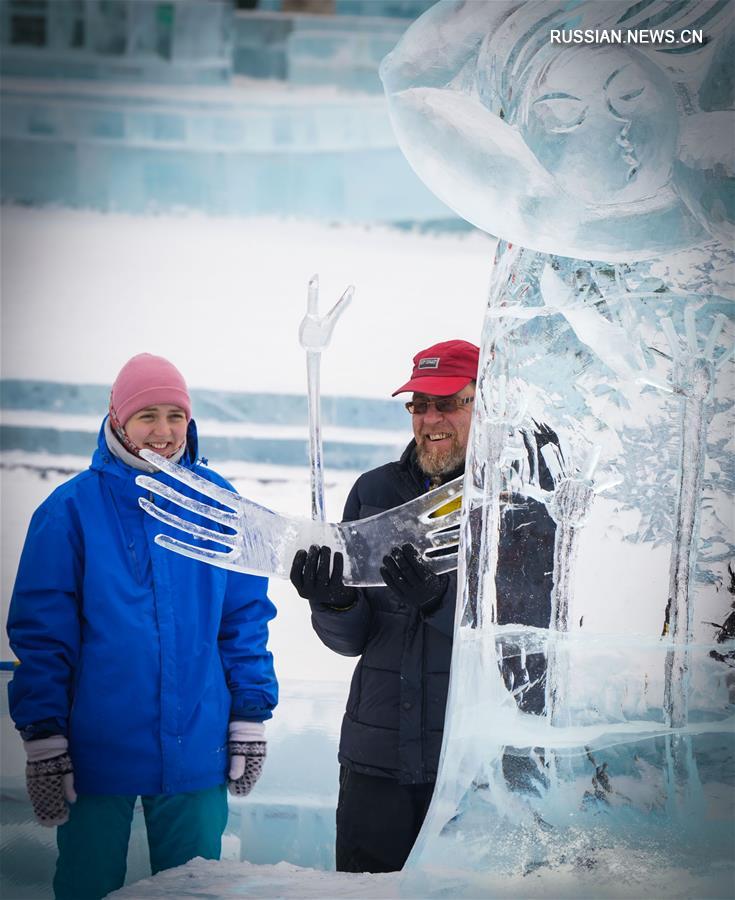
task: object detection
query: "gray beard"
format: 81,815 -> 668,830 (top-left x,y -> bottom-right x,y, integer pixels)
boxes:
416,437 -> 466,478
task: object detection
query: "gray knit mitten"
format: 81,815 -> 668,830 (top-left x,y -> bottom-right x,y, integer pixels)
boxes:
228,742 -> 266,797
227,721 -> 266,797
24,736 -> 77,827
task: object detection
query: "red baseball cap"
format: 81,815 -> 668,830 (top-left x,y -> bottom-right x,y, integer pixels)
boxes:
392,339 -> 480,397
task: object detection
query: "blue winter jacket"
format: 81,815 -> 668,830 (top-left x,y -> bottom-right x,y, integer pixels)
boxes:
7,419 -> 278,796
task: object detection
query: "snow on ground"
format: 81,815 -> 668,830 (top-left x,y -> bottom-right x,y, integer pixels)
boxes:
109,850 -> 734,899
111,859 -> 402,899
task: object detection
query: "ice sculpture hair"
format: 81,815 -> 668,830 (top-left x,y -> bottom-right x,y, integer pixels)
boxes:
381,0 -> 734,260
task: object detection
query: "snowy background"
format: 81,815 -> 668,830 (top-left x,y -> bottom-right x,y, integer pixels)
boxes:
0,203 -> 494,898
0,204 -> 494,671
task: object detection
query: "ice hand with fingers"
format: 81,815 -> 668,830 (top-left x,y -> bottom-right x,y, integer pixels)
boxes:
136,450 -> 463,587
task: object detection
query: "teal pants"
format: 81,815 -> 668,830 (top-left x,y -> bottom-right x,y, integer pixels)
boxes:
54,784 -> 228,900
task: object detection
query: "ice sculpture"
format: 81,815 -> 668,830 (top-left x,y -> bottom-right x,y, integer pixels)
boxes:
381,0 -> 733,261
380,1 -> 735,895
136,451 -> 462,586
136,278 -> 464,587
298,275 -> 354,522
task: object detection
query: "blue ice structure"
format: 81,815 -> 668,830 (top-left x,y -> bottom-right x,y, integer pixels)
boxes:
0,0 -> 234,84
0,0 -> 457,223
240,0 -> 436,91
0,379 -> 407,472
379,1 -> 735,896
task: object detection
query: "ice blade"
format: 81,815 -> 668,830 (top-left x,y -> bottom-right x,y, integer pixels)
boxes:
426,527 -> 461,551
684,306 -> 698,355
418,476 -> 464,522
325,284 -> 354,330
702,313 -> 726,360
423,550 -> 459,573
307,273 -> 319,315
427,508 -> 462,533
661,317 -> 681,360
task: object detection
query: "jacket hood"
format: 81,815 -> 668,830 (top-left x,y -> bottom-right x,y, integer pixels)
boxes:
91,416 -> 200,474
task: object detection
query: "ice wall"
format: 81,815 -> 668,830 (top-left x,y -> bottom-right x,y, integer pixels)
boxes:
0,380 -> 406,472
0,0 -> 233,85
0,1 -> 458,222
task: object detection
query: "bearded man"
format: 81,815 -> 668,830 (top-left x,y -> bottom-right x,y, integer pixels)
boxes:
290,340 -> 555,873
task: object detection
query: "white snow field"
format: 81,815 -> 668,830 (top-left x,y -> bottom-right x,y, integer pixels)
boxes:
0,205 -> 492,396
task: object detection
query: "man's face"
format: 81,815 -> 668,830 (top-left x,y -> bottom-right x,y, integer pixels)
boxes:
411,382 -> 475,477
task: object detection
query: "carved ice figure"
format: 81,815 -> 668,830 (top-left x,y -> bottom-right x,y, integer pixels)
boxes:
514,46 -> 677,207
136,451 -> 462,586
659,308 -> 732,725
381,1 -> 734,894
402,241 -> 734,896
381,0 -> 734,259
136,274 -> 463,586
298,275 -> 354,522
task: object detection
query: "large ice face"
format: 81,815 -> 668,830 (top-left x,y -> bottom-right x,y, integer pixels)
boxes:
515,47 -> 678,206
380,0 -> 734,261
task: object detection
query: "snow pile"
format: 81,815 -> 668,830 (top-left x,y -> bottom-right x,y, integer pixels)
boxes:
111,859 -> 401,899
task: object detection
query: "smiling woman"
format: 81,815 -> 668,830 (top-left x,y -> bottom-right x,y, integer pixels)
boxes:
5,350 -> 278,900
124,406 -> 189,458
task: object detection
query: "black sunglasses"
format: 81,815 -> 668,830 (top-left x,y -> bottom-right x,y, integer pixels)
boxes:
405,396 -> 474,415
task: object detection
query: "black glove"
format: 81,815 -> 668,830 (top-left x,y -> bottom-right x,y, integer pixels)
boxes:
290,545 -> 358,610
380,543 -> 448,616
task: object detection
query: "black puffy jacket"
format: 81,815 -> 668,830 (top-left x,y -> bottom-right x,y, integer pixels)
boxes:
309,440 -> 555,785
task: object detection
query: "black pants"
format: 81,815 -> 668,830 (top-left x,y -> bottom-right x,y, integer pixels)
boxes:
335,767 -> 435,873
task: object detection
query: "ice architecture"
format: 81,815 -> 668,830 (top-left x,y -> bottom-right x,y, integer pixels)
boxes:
0,1 -> 458,222
379,0 -> 735,895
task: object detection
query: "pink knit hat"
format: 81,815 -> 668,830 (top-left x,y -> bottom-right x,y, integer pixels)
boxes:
110,353 -> 191,425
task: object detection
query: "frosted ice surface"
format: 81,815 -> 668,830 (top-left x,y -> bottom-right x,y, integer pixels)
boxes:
380,0 -> 734,261
406,239 -> 734,890
379,0 -> 735,892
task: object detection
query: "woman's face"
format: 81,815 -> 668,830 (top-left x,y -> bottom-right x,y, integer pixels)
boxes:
124,404 -> 188,457
519,46 -> 678,206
